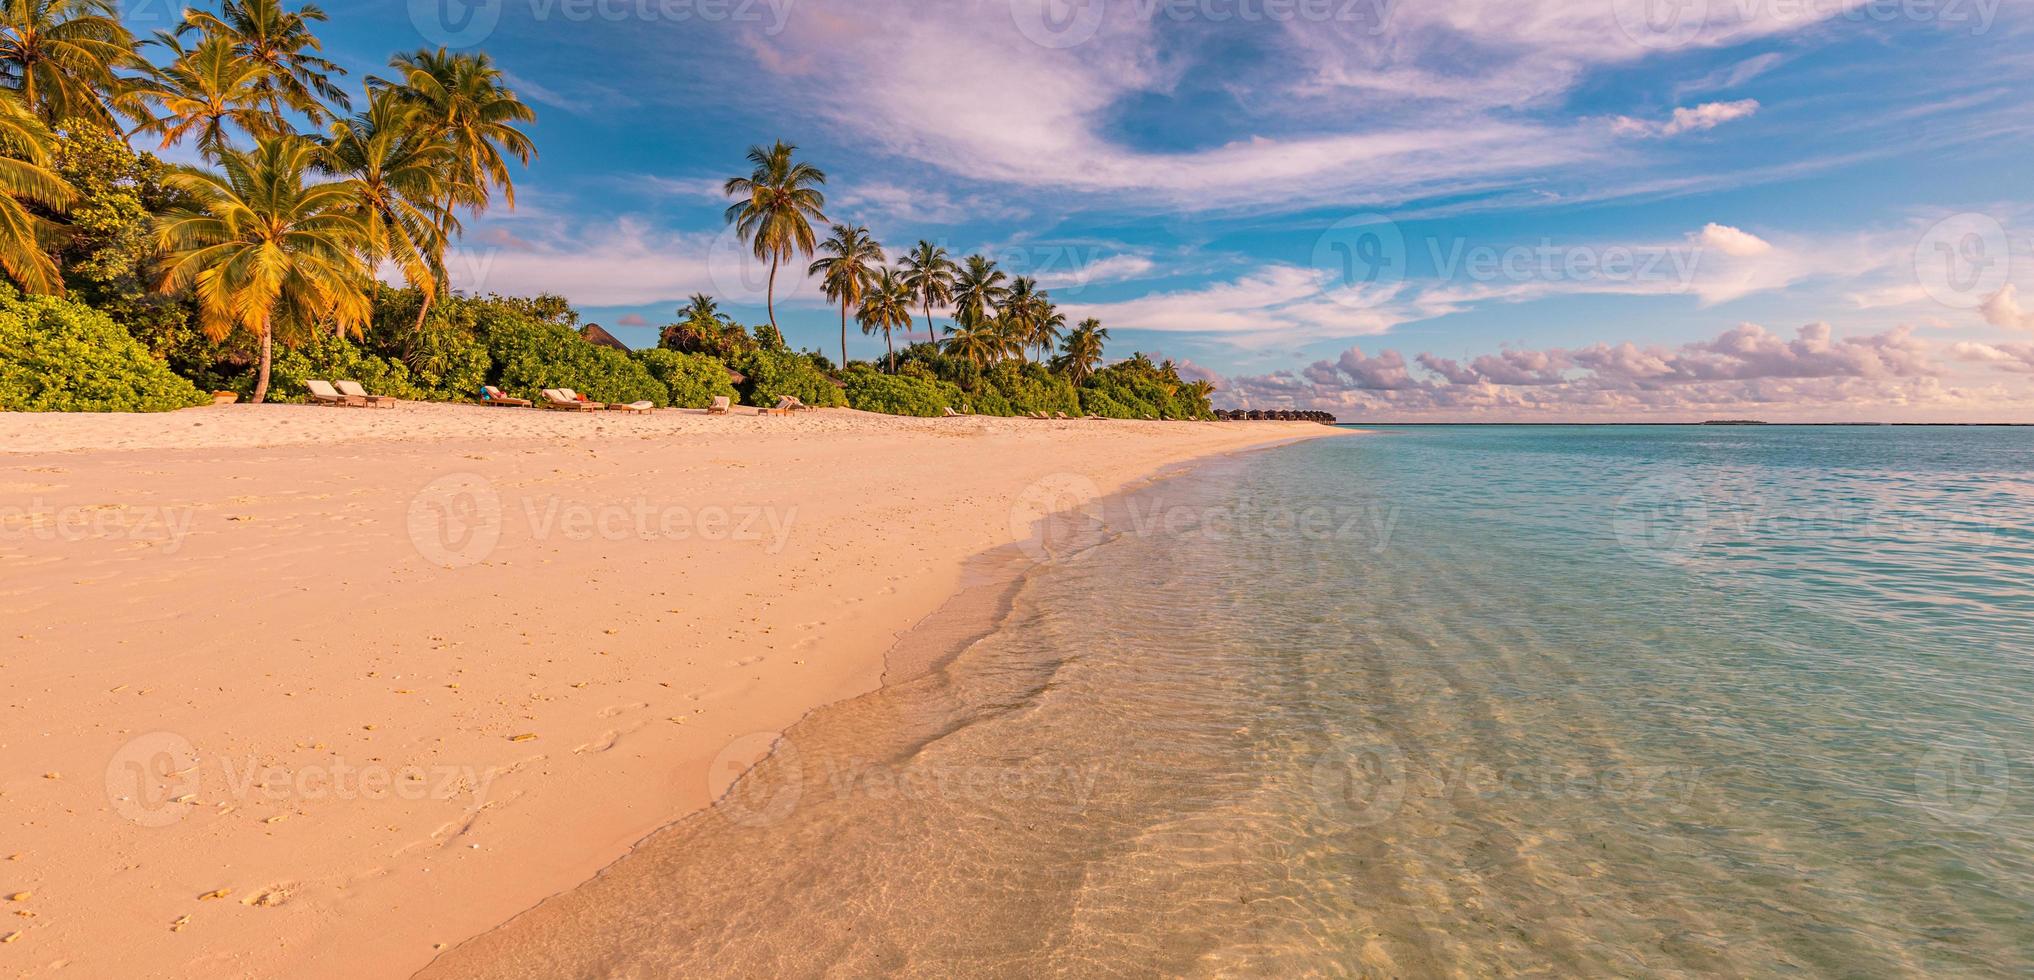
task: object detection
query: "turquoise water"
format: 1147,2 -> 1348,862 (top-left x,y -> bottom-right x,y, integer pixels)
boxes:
426,426 -> 2034,978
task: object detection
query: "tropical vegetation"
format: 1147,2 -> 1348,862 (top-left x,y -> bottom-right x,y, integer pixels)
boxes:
0,0 -> 1219,419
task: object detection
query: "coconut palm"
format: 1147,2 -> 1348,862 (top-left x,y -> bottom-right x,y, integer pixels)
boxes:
182,0 -> 348,123
1033,302 -> 1067,362
319,87 -> 453,312
808,222 -> 882,367
942,322 -> 1001,370
857,267 -> 914,373
677,292 -> 722,324
131,31 -> 274,161
373,48 -> 535,329
0,0 -> 141,131
155,136 -> 372,403
897,239 -> 953,344
1053,317 -> 1108,385
722,139 -> 825,335
949,253 -> 1006,331
0,87 -> 73,292
997,276 -> 1058,362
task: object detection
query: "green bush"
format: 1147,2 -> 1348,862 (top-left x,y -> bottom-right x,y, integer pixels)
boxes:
732,348 -> 845,407
261,333 -> 428,403
0,287 -> 209,412
636,348 -> 738,408
964,389 -> 1013,416
985,362 -> 1081,417
1078,387 -> 1140,419
842,367 -> 964,417
478,304 -> 667,406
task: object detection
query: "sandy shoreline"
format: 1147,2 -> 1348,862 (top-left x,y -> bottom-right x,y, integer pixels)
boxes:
0,403 -> 1341,978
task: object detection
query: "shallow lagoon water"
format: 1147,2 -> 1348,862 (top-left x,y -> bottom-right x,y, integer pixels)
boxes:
423,426 -> 2034,978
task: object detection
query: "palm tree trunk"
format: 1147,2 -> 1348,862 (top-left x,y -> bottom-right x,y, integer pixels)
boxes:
252,328 -> 273,404
886,329 -> 895,374
839,305 -> 848,369
413,189 -> 458,332
766,256 -> 780,331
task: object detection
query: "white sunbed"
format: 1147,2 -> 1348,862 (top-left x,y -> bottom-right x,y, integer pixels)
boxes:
304,379 -> 361,407
333,379 -> 397,408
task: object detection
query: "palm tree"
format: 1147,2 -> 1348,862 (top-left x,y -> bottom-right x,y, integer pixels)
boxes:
374,47 -> 536,329
1053,318 -> 1108,386
942,323 -> 1001,369
182,0 -> 348,123
722,139 -> 825,335
0,0 -> 141,131
677,292 -> 722,324
0,87 -> 73,292
999,275 -> 1038,353
949,253 -> 1006,331
997,276 -> 1062,363
319,87 -> 452,313
155,136 -> 372,403
857,267 -> 914,373
897,239 -> 953,344
131,31 -> 274,161
1033,302 -> 1067,363
808,222 -> 882,367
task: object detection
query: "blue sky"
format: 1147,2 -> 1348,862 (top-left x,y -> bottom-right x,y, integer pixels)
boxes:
194,0 -> 2034,419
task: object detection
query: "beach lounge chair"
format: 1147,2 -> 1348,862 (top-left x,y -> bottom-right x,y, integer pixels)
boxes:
773,396 -> 810,412
305,379 -> 362,407
1054,411 -> 1071,420
942,406 -> 960,417
708,396 -> 732,415
606,400 -> 654,414
541,388 -> 603,411
480,385 -> 531,408
334,379 -> 397,408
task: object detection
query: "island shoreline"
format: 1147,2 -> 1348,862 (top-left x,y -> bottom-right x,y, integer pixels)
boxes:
0,405 -> 1347,978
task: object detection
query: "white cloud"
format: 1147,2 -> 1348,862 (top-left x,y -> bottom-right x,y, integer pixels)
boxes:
1980,284 -> 2034,331
1061,265 -> 1414,345
1213,321 -> 2033,421
1613,100 -> 1761,138
1696,222 -> 1772,257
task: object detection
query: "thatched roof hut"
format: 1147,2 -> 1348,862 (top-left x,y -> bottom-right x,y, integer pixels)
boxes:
580,323 -> 631,352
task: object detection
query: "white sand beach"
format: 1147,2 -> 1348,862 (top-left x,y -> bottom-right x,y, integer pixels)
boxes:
0,403 -> 1338,978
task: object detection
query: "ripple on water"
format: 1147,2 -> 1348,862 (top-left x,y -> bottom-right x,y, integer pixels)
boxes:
422,427 -> 2034,979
